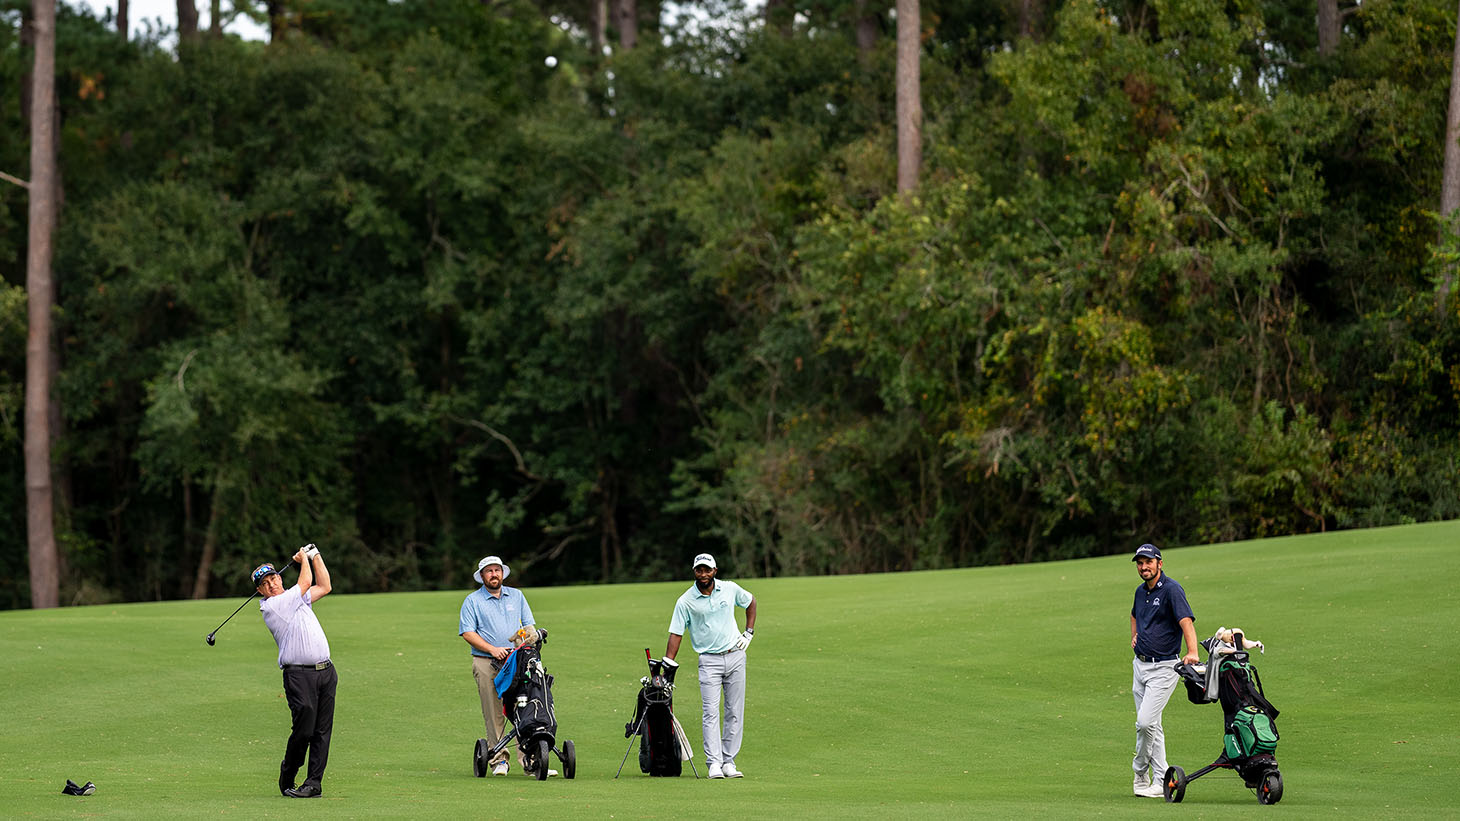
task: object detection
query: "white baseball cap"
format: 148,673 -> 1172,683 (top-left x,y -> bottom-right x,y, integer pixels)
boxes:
692,552 -> 716,570
474,555 -> 510,584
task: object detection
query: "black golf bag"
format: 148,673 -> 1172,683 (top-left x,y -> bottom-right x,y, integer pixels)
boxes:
624,656 -> 683,777
473,629 -> 577,780
1167,631 -> 1282,804
504,643 -> 557,761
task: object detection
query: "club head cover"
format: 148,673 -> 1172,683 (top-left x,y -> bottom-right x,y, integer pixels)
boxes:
81,782 -> 96,795
62,780 -> 83,796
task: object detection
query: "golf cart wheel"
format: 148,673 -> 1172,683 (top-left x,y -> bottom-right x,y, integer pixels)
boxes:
536,739 -> 551,780
562,739 -> 576,779
1163,766 -> 1186,803
1257,771 -> 1283,805
473,738 -> 489,778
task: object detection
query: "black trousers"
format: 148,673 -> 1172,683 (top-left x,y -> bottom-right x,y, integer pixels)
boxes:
280,665 -> 338,789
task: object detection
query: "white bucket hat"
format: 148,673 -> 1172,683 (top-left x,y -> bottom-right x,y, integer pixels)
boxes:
692,552 -> 716,570
474,555 -> 510,584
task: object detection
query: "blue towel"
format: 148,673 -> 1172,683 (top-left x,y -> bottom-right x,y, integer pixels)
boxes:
493,648 -> 521,697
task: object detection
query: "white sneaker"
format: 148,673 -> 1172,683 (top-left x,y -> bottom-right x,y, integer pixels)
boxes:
491,761 -> 509,776
1133,772 -> 1151,795
547,769 -> 559,777
1136,782 -> 1166,798
708,765 -> 724,779
722,763 -> 743,778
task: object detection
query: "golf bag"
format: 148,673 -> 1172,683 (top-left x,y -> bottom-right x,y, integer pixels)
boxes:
473,629 -> 577,780
1166,630 -> 1283,804
504,643 -> 557,760
621,655 -> 689,777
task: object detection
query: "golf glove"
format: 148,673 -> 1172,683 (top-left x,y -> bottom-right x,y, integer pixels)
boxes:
304,544 -> 320,559
733,629 -> 754,651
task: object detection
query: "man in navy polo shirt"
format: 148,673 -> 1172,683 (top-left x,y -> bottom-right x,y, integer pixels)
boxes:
1128,542 -> 1198,798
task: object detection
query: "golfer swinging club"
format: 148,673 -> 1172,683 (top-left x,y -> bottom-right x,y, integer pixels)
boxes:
1129,542 -> 1198,798
665,553 -> 757,779
254,544 -> 335,798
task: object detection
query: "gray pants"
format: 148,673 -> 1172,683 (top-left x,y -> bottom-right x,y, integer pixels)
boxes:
698,649 -> 747,768
1132,657 -> 1180,781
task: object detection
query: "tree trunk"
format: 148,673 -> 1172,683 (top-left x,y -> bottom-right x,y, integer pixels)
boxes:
896,0 -> 922,195
1015,0 -> 1042,40
598,480 -> 621,580
178,0 -> 200,42
590,0 -> 607,56
190,479 -> 222,599
26,0 -> 60,610
117,0 -> 129,38
209,0 -> 222,36
1439,0 -> 1460,312
613,0 -> 637,50
1317,0 -> 1340,56
178,0 -> 201,41
266,1 -> 286,42
855,0 -> 878,56
180,474 -> 193,597
766,0 -> 793,37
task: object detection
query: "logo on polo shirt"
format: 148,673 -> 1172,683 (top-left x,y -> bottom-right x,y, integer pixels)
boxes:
1152,597 -> 1161,606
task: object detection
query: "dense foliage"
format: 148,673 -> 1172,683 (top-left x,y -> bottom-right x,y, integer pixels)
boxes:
2,0 -> 1457,607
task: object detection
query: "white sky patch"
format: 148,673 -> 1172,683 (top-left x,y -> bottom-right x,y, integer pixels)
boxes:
80,0 -> 271,42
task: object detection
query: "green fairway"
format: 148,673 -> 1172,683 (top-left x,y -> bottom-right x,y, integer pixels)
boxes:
3,521 -> 1457,818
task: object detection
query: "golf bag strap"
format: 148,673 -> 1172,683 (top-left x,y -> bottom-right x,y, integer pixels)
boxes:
1249,667 -> 1280,719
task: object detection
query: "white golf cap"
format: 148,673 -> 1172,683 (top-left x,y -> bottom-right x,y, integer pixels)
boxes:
692,552 -> 716,569
474,555 -> 510,584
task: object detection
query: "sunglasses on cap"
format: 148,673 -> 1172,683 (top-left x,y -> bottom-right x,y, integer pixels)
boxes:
252,564 -> 280,585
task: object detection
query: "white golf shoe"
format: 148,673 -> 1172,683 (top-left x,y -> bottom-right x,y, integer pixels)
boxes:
707,765 -> 724,779
491,761 -> 509,776
1136,782 -> 1166,798
722,763 -> 743,778
1133,772 -> 1151,795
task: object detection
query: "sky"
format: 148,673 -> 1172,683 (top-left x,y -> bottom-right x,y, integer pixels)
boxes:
95,1 -> 745,45
85,0 -> 268,41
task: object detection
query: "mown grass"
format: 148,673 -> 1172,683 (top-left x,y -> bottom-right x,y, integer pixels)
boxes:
2,520 -> 1457,818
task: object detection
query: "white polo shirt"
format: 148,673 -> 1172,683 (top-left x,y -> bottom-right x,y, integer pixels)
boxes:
669,579 -> 753,654
260,586 -> 331,668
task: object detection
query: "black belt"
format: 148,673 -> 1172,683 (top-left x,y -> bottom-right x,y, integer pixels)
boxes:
282,660 -> 332,671
1135,652 -> 1177,663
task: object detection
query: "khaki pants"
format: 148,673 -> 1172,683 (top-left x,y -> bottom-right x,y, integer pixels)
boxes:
472,656 -> 526,770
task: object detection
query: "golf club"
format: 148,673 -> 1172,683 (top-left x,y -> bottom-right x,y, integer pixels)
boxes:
204,552 -> 306,645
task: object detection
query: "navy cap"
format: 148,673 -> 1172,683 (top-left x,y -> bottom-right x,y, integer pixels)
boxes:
1131,543 -> 1162,561
251,563 -> 280,585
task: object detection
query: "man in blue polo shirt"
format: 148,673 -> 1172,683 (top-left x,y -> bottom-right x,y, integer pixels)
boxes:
665,552 -> 757,780
459,555 -> 540,776
1128,542 -> 1199,798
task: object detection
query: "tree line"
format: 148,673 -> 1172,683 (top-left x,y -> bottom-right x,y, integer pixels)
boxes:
2,0 -> 1457,609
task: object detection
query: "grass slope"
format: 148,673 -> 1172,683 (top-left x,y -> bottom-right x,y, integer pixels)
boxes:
2,521 -> 1457,819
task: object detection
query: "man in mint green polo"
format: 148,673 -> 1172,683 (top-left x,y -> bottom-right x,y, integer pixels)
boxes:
664,552 -> 757,779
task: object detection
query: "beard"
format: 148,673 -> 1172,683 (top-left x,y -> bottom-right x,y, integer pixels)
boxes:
484,578 -> 502,592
